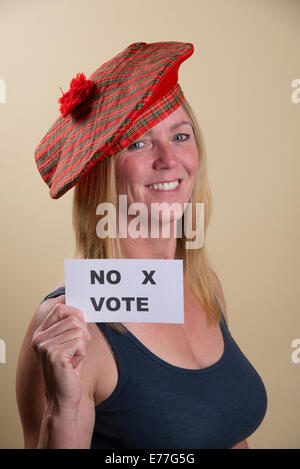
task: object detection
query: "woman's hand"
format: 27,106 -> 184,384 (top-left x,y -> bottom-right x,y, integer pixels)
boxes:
31,300 -> 91,412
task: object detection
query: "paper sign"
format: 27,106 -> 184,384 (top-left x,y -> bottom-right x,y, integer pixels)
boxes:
64,259 -> 184,323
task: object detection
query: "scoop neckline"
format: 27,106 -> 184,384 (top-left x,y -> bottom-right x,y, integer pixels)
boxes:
120,314 -> 228,374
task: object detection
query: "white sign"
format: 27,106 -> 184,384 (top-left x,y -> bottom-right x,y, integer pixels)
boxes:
64,259 -> 184,323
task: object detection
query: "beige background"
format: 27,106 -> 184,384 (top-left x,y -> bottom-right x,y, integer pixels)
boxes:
0,0 -> 299,449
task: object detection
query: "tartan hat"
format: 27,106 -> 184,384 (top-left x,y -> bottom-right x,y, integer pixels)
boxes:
34,41 -> 194,199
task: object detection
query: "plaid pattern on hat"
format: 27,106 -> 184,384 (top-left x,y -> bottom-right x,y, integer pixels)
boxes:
34,41 -> 194,199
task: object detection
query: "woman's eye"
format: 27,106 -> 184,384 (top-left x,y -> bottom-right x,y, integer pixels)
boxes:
127,141 -> 144,151
126,134 -> 189,151
175,133 -> 190,141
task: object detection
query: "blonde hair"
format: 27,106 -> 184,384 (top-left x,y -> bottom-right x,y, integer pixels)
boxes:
72,98 -> 222,333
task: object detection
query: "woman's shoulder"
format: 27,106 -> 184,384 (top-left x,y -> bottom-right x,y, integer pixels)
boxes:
54,277 -> 65,289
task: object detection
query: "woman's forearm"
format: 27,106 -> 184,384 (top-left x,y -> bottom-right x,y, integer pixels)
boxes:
37,403 -> 79,449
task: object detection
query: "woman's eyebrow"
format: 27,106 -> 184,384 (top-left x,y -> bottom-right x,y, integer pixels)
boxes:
143,120 -> 193,137
169,121 -> 193,131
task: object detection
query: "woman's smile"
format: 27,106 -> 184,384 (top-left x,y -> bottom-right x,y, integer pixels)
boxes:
145,178 -> 183,192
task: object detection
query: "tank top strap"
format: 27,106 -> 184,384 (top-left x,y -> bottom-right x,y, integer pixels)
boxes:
213,294 -> 230,335
41,286 -> 66,303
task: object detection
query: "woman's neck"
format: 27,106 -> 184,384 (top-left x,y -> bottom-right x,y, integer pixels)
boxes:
120,236 -> 177,259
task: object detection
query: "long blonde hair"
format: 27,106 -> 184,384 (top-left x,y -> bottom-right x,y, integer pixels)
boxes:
72,98 -> 222,333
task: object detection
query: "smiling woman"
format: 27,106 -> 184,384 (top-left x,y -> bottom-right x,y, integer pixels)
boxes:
16,41 -> 267,450
72,97 -> 219,332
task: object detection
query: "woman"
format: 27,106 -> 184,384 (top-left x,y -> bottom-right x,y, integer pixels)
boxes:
16,42 -> 267,449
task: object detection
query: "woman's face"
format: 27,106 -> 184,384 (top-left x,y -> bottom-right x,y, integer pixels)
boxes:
116,105 -> 199,221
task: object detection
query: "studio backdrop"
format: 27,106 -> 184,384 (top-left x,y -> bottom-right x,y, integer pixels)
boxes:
0,0 -> 299,449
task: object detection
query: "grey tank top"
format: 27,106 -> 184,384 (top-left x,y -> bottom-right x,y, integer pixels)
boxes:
42,287 -> 268,449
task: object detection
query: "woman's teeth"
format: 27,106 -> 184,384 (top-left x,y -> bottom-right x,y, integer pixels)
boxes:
147,180 -> 180,191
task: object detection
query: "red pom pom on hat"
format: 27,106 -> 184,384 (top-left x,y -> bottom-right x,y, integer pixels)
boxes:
58,72 -> 95,118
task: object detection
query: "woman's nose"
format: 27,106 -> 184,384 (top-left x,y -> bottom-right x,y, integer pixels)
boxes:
152,143 -> 178,170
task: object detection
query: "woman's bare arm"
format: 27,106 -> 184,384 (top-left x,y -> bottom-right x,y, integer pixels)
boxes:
16,296 -> 95,449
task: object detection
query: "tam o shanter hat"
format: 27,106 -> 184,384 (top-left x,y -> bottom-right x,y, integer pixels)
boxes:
34,41 -> 194,199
